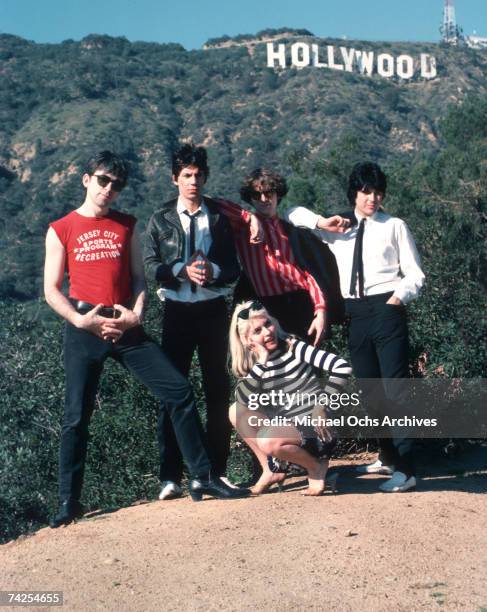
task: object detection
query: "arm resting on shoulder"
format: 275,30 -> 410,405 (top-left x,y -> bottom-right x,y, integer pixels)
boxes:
213,198 -> 252,228
286,207 -> 350,234
213,198 -> 262,243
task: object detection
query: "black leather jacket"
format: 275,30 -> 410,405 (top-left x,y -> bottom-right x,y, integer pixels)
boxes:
143,196 -> 240,291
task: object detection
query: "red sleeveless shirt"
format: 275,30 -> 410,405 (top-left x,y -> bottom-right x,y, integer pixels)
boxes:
50,209 -> 136,306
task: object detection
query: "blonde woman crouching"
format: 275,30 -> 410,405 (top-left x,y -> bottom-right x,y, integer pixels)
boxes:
229,300 -> 352,496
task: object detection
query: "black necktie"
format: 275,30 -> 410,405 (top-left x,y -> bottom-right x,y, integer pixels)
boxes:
349,218 -> 365,298
183,210 -> 201,292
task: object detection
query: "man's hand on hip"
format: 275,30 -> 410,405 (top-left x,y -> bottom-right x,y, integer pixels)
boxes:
386,296 -> 402,306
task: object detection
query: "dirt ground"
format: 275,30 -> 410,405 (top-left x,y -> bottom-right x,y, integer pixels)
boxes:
1,444 -> 486,612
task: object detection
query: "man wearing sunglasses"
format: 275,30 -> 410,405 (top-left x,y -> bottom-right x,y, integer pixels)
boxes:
44,150 -> 249,527
214,168 -> 347,344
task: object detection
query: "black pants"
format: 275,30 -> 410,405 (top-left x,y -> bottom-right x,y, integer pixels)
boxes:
345,292 -> 415,477
60,323 -> 211,502
260,290 -> 315,341
160,297 -> 231,482
234,274 -> 314,341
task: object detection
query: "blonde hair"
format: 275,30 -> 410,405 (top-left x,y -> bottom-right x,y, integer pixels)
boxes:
229,301 -> 285,377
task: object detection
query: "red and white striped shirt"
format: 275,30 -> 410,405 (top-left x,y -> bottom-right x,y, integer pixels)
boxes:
215,199 -> 325,312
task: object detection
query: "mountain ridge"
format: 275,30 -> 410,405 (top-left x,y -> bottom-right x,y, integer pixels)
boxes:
0,31 -> 486,299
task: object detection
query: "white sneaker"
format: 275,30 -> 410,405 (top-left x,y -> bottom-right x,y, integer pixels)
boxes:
219,476 -> 239,490
356,459 -> 394,475
379,471 -> 417,492
159,481 -> 183,500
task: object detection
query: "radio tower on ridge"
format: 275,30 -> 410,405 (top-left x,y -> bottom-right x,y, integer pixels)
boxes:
440,0 -> 464,45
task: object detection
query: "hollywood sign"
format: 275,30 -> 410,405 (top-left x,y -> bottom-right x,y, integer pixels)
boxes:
267,42 -> 437,80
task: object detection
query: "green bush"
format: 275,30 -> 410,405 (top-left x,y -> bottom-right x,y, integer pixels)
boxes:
0,289 -> 267,542
1,31 -> 486,540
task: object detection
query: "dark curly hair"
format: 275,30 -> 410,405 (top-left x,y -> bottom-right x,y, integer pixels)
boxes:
347,162 -> 387,207
84,151 -> 129,184
172,143 -> 209,179
240,168 -> 288,205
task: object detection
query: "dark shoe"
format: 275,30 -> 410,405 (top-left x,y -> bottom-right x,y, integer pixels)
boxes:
49,499 -> 84,528
188,475 -> 250,502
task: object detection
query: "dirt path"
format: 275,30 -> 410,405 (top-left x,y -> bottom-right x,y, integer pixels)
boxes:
1,448 -> 486,611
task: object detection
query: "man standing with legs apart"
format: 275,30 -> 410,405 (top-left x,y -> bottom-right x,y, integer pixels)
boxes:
45,151 -> 248,527
287,162 -> 425,492
143,144 -> 243,499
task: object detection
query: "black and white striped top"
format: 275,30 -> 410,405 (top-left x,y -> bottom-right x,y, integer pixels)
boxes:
235,338 -> 352,419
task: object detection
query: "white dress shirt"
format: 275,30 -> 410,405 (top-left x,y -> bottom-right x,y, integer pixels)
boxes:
286,207 -> 425,304
157,199 -> 228,304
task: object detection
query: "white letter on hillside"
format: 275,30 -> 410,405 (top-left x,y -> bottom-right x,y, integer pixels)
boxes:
312,44 -> 327,67
340,47 -> 356,72
291,43 -> 311,68
421,54 -> 437,79
377,53 -> 394,78
267,43 -> 286,68
327,45 -> 344,71
356,50 -> 374,75
396,55 -> 414,79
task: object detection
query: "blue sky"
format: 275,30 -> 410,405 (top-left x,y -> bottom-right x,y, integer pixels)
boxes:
2,0 -> 486,48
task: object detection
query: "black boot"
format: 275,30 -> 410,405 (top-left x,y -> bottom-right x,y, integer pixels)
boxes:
49,499 -> 84,528
188,475 -> 250,501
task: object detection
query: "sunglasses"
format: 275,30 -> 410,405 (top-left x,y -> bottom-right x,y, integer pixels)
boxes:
251,190 -> 275,200
93,174 -> 126,192
237,301 -> 264,320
